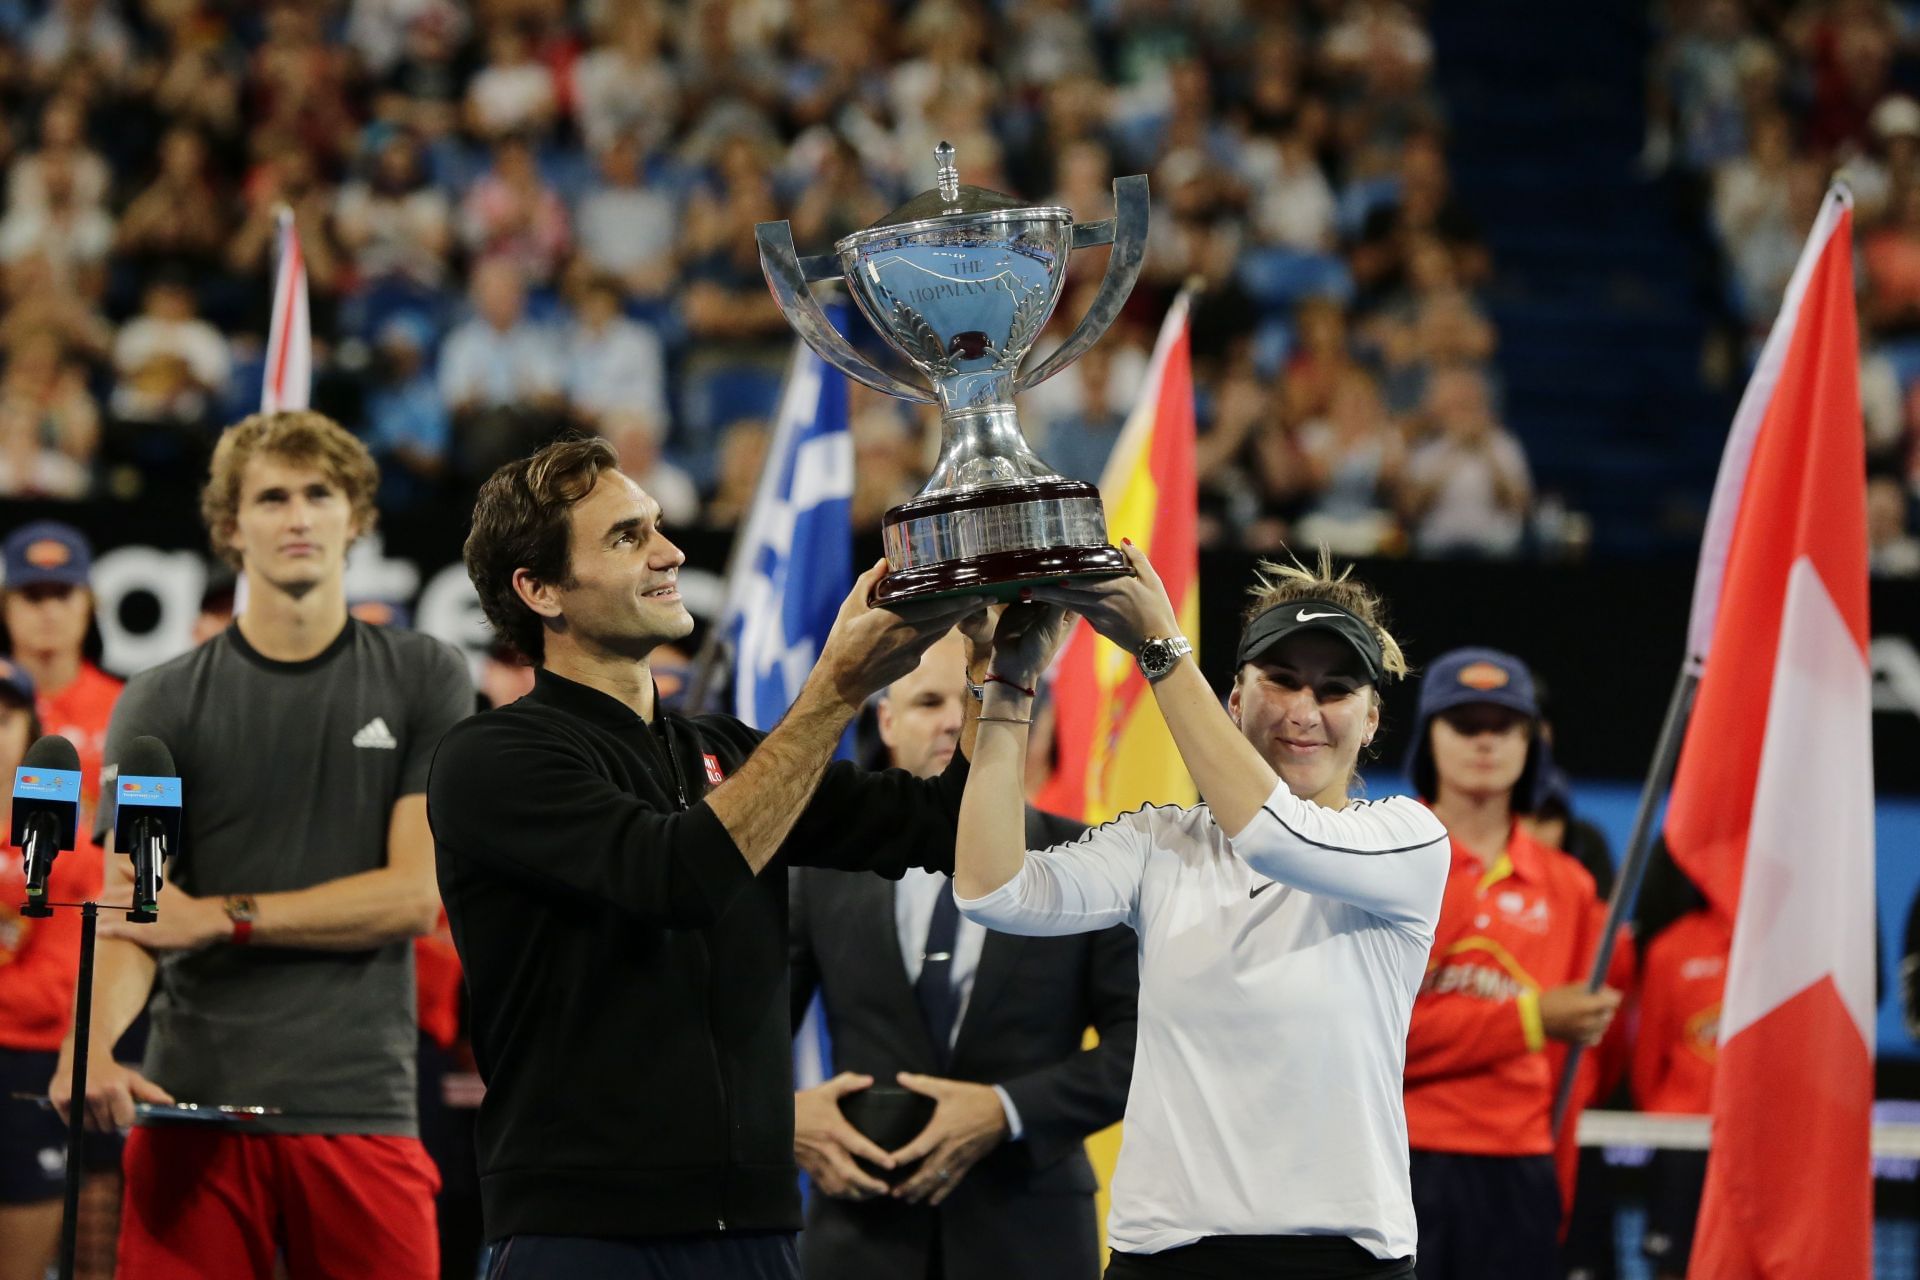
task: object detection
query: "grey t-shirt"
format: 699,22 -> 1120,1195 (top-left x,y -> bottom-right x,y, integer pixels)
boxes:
99,620 -> 472,1135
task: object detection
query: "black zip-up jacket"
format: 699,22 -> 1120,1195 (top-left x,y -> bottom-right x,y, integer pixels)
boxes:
427,668 -> 965,1243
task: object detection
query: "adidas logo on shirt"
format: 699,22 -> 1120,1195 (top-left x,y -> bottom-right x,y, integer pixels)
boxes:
352,717 -> 398,750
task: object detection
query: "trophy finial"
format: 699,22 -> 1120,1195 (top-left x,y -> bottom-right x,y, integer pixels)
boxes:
935,142 -> 959,205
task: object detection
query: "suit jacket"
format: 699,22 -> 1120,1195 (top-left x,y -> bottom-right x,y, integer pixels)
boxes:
789,808 -> 1139,1280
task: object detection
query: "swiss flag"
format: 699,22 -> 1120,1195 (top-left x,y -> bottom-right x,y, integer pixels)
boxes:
1664,187 -> 1874,1277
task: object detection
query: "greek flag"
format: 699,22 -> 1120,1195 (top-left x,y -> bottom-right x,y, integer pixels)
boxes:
720,312 -> 855,736
718,313 -> 856,1100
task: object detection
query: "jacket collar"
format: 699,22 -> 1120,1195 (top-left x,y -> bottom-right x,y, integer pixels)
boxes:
529,666 -> 664,730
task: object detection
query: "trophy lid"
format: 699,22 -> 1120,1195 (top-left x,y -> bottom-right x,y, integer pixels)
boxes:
849,142 -> 1068,241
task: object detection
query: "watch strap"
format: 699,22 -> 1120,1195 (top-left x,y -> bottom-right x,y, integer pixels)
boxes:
224,895 -> 256,945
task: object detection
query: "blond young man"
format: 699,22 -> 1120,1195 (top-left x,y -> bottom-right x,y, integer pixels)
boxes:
50,410 -> 473,1279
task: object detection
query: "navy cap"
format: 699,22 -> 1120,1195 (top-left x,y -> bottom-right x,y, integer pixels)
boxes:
1414,647 -> 1539,723
1405,647 -> 1541,805
3,521 -> 92,589
0,655 -> 35,707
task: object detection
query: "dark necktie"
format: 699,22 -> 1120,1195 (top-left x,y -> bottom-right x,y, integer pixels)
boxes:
914,878 -> 962,1067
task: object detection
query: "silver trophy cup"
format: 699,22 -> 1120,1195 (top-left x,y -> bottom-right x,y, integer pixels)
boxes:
757,142 -> 1149,603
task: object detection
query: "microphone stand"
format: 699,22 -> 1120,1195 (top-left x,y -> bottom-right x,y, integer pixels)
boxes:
30,878 -> 152,1280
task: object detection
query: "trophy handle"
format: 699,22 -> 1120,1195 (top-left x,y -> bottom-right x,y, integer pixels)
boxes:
756,220 -> 937,404
1014,175 -> 1150,394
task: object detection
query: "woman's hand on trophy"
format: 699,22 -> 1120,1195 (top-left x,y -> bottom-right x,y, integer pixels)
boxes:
1030,541 -> 1181,656
986,601 -> 1073,689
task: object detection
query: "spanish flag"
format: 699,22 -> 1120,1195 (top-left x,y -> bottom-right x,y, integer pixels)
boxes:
1039,290 -> 1200,822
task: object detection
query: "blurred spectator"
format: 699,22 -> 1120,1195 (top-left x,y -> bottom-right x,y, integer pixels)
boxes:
0,153 -> 112,298
1023,335 -> 1146,485
786,133 -> 890,250
108,274 -> 230,430
1864,179 -> 1920,336
0,394 -> 87,496
678,133 -> 786,345
1294,369 -> 1406,557
465,20 -> 558,140
226,143 -> 342,303
145,0 -> 244,146
9,95 -> 108,215
847,401 -> 920,533
460,133 -> 569,286
347,0 -> 466,80
603,409 -> 698,526
364,313 -> 450,510
336,129 -> 453,293
573,134 -> 678,301
0,329 -> 97,464
1868,474 -> 1920,578
114,125 -> 228,281
573,3 -> 679,157
563,271 -> 668,429
249,3 -> 358,173
1841,94 -> 1920,226
0,254 -> 112,363
1710,109 -> 1793,256
438,258 -> 563,480
25,0 -> 132,86
1648,0 -> 1763,173
1402,364 -> 1531,557
372,6 -> 468,143
703,417 -> 770,528
478,637 -> 535,710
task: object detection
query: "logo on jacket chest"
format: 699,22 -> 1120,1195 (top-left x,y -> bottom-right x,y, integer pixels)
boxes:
1478,886 -> 1551,935
702,753 -> 725,785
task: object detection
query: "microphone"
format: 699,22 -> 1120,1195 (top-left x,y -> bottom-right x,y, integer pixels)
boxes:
111,737 -> 181,925
12,735 -> 81,919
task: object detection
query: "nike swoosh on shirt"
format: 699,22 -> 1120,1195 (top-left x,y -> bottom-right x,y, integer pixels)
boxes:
1249,881 -> 1276,900
1295,610 -> 1341,622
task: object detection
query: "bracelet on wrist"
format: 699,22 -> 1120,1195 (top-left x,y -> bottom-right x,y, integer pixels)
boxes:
976,713 -> 1033,726
983,673 -> 1036,698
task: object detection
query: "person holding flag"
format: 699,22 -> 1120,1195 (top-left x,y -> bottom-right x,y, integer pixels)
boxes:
1398,647 -> 1627,1279
955,551 -> 1449,1279
431,434 -> 999,1279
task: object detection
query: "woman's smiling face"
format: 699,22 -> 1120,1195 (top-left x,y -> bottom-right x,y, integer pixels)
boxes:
1229,629 -> 1379,808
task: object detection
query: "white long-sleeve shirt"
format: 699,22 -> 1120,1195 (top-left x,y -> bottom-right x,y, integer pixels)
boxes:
955,780 -> 1449,1260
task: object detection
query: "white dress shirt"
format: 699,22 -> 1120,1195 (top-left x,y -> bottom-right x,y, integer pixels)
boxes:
893,867 -> 1024,1138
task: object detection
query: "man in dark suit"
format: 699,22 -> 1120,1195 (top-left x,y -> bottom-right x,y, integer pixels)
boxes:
789,633 -> 1138,1280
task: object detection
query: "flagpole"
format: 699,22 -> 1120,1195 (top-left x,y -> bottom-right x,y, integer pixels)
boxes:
1550,664 -> 1699,1134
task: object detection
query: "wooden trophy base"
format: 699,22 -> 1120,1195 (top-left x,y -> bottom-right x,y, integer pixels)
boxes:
873,479 -> 1131,605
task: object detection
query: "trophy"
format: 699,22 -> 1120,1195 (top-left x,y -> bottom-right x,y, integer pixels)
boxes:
757,142 -> 1149,603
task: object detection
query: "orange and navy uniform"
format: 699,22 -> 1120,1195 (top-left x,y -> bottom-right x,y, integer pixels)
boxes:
1405,823 -> 1609,1157
1631,908 -> 1729,1116
36,660 -> 122,822
0,834 -> 104,1052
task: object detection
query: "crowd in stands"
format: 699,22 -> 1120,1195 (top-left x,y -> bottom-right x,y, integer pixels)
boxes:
1646,0 -> 1920,575
0,0 -> 1557,561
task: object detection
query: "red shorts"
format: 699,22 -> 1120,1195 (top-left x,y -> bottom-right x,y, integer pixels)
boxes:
118,1126 -> 440,1280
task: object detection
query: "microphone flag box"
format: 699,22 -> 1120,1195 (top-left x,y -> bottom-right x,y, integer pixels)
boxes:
12,766 -> 80,849
115,775 -> 183,852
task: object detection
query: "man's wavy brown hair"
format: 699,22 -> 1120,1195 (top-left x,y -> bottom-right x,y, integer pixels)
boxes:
200,411 -> 380,570
464,435 -> 622,664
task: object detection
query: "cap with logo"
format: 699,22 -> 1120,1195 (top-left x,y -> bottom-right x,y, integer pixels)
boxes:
0,656 -> 35,708
3,521 -> 93,589
1236,599 -> 1387,683
1405,646 -> 1542,805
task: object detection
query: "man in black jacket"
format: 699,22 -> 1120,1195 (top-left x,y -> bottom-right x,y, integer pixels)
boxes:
428,437 -> 997,1280
791,633 -> 1137,1280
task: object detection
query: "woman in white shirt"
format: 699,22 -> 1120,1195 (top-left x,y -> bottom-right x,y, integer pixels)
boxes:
956,549 -> 1449,1278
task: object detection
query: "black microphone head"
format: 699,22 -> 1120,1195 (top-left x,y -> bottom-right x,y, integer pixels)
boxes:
22,734 -> 80,772
117,736 -> 177,779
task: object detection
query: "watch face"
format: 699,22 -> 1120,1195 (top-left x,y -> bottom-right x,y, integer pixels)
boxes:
1140,639 -> 1171,676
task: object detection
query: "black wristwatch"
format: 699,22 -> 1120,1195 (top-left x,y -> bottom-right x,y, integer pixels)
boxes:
1136,635 -> 1193,683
